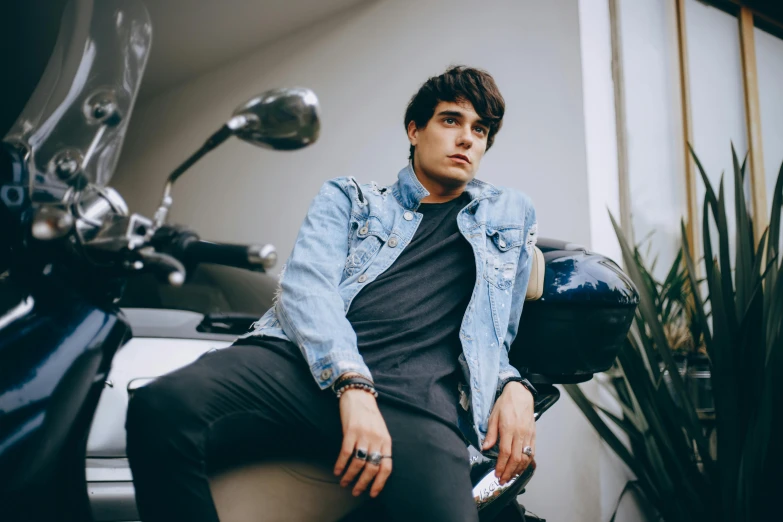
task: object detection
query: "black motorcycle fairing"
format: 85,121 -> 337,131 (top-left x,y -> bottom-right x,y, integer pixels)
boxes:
0,143 -> 28,211
0,144 -> 30,274
0,269 -> 131,520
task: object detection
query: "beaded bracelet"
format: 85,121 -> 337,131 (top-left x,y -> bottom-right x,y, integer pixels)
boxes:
334,376 -> 378,398
332,372 -> 358,389
331,373 -> 372,391
334,375 -> 376,394
335,382 -> 378,398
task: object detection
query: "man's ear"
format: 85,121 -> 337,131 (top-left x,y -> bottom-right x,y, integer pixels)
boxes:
407,120 -> 419,146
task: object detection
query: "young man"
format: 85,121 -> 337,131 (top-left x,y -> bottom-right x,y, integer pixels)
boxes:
126,66 -> 538,522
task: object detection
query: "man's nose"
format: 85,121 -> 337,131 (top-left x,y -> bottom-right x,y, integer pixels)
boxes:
457,126 -> 473,148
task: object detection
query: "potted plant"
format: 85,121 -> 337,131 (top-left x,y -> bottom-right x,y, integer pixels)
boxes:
629,241 -> 713,413
565,146 -> 782,521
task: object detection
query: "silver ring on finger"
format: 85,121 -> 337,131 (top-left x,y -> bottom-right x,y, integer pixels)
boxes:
522,445 -> 533,457
355,448 -> 368,461
368,451 -> 383,466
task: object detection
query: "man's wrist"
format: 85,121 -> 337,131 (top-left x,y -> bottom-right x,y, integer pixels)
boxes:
504,381 -> 531,397
500,377 -> 537,399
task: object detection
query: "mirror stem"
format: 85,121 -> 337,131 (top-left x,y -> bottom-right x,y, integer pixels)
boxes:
152,121 -> 242,228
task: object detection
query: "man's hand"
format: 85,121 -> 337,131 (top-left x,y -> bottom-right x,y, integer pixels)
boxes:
333,388 -> 392,498
481,382 -> 536,485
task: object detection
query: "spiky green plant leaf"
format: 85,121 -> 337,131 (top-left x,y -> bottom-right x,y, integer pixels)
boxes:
568,148 -> 781,521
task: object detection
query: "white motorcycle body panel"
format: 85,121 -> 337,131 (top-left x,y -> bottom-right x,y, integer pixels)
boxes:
86,309 -> 361,522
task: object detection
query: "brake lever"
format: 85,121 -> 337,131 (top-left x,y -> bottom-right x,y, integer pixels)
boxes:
135,247 -> 186,286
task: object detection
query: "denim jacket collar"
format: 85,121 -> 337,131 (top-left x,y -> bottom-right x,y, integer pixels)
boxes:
393,162 -> 501,211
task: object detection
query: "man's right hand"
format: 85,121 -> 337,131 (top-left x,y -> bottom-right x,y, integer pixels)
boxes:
333,387 -> 392,498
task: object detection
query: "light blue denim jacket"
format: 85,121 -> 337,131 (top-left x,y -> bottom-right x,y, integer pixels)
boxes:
240,163 -> 538,444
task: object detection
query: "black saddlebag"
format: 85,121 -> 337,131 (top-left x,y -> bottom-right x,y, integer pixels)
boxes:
509,239 -> 639,384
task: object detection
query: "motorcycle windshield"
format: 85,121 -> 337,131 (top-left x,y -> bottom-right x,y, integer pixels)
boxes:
3,0 -> 152,202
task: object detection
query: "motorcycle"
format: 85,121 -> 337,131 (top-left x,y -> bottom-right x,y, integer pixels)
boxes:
0,1 -> 640,521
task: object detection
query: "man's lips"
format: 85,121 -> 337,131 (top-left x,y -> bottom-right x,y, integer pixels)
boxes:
449,154 -> 471,164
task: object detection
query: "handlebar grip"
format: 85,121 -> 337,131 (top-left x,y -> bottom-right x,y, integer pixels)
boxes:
182,240 -> 277,271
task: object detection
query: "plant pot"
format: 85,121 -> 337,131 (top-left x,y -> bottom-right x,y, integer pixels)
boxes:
686,353 -> 714,414
658,354 -> 688,406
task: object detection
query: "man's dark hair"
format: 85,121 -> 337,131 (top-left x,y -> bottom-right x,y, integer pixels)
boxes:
404,65 -> 505,160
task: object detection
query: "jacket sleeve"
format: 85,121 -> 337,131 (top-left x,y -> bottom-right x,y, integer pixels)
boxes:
274,178 -> 372,389
496,202 -> 538,397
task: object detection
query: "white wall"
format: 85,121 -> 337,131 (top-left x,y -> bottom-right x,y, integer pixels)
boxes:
113,0 -> 592,267
578,2 -> 655,521
113,0 -> 607,519
686,0 -> 748,259
578,0 -> 621,265
617,0 -> 687,279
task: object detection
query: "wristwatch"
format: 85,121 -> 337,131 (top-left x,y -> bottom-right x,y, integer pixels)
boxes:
499,376 -> 538,398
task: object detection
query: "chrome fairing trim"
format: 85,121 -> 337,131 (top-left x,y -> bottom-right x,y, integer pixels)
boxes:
87,481 -> 138,522
86,457 -> 133,482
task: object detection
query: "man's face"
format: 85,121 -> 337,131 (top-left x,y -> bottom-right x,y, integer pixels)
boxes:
408,99 -> 489,193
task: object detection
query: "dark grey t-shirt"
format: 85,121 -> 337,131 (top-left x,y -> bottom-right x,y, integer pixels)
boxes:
347,191 -> 476,428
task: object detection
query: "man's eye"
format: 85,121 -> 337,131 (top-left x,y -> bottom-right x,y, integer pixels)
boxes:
474,127 -> 487,135
444,118 -> 456,125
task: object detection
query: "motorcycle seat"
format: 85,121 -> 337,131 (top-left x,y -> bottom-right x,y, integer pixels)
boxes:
210,460 -> 362,522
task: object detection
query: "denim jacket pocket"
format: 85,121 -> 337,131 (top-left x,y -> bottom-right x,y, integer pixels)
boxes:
344,217 -> 389,276
482,227 -> 522,290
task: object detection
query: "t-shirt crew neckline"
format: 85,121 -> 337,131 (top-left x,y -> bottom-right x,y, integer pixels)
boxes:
417,191 -> 470,210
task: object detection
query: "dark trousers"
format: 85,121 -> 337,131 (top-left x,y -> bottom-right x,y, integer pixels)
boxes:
125,340 -> 479,522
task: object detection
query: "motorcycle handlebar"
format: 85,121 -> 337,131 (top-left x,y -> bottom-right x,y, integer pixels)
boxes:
181,239 -> 276,272
148,226 -> 277,276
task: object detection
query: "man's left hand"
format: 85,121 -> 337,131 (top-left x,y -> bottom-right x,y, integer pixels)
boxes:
481,382 -> 536,485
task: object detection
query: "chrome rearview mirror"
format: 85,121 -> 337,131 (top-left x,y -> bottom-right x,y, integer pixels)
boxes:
152,88 -> 320,229
229,88 -> 320,150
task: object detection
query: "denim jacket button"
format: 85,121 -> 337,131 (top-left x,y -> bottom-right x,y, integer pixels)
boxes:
359,226 -> 369,235
320,369 -> 333,381
499,239 -> 506,248
403,211 -> 414,221
358,274 -> 368,283
388,237 -> 398,248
